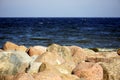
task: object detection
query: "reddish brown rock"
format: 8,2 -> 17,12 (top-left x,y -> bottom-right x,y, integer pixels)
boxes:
3,41 -> 19,51
72,62 -> 103,80
27,46 -> 46,56
13,73 -> 34,80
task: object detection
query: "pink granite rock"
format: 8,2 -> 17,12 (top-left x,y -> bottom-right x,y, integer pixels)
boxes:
72,62 -> 103,80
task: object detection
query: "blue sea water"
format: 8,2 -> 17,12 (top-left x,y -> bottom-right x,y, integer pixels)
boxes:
0,18 -> 120,48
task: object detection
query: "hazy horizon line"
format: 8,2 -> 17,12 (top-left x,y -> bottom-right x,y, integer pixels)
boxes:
0,16 -> 120,18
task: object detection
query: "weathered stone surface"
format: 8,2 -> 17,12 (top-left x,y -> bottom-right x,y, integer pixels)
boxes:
0,51 -> 32,75
97,51 -> 118,58
13,73 -> 34,80
36,62 -> 81,80
47,44 -> 76,72
27,62 -> 42,74
27,46 -> 46,56
35,52 -> 65,65
3,41 -> 27,52
61,74 -> 80,80
69,46 -> 87,64
15,45 -> 27,52
85,57 -> 111,63
33,70 -> 62,80
0,74 -> 14,80
85,51 -> 119,63
3,41 -> 18,51
100,58 -> 120,80
72,62 -> 103,80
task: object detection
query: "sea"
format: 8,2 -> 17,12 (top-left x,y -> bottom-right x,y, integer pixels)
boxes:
0,18 -> 120,49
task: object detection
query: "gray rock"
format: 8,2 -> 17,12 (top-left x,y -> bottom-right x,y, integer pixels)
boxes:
0,51 -> 32,75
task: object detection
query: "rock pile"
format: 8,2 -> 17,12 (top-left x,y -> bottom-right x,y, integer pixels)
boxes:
0,41 -> 119,80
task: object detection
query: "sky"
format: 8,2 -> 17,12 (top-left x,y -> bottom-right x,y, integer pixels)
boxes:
0,0 -> 120,17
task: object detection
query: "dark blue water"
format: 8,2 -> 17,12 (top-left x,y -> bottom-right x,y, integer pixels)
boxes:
0,18 -> 120,48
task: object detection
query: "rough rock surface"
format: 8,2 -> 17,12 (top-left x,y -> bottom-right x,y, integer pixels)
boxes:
35,52 -> 65,65
33,70 -> 62,80
47,44 -> 76,72
1,42 -> 120,80
100,58 -> 120,80
72,62 -> 103,80
3,41 -> 27,52
3,41 -> 18,51
27,46 -> 46,56
13,73 -> 34,80
0,51 -> 32,75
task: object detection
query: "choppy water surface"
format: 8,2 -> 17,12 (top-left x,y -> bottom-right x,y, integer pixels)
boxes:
0,18 -> 120,48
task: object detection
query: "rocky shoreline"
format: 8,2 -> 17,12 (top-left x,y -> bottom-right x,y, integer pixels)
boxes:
0,41 -> 120,80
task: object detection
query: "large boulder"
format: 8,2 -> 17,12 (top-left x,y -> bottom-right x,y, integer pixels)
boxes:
47,44 -> 76,72
68,46 -> 98,65
0,51 -> 32,75
100,58 -> 120,80
69,46 -> 87,64
27,46 -> 46,56
34,63 -> 80,80
3,41 -> 18,51
35,52 -> 65,65
72,62 -> 103,80
3,41 -> 27,52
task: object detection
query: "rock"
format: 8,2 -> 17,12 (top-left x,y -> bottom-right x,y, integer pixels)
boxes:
0,74 -> 14,80
61,74 -> 80,80
3,41 -> 18,51
97,51 -> 118,58
0,51 -> 32,75
69,46 -> 100,65
85,57 -> 112,63
89,48 -> 99,52
69,46 -> 87,64
47,44 -> 76,72
15,45 -> 27,52
3,41 -> 27,52
13,73 -> 34,80
27,62 -> 43,74
117,48 -> 120,55
36,63 -> 81,80
27,46 -> 46,56
72,62 -> 103,80
35,52 -> 65,65
100,58 -> 120,80
33,69 -> 62,80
